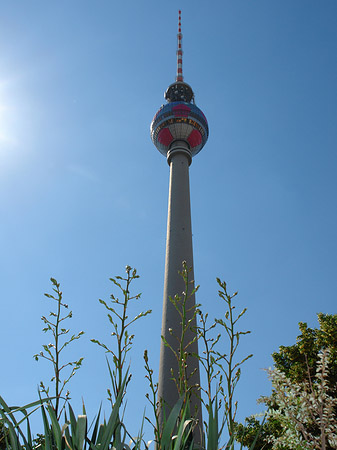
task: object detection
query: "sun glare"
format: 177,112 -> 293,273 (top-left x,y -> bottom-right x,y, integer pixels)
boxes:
0,103 -> 16,147
0,79 -> 23,167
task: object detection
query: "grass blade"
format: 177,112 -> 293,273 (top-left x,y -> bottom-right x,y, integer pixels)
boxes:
46,404 -> 63,450
161,396 -> 184,450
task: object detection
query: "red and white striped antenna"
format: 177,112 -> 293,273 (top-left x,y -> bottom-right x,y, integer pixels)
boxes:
176,10 -> 183,82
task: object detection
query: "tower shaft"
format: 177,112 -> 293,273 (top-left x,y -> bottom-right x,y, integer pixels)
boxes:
151,10 -> 209,447
158,141 -> 202,444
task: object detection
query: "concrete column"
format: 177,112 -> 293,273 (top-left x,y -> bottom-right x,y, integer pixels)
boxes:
158,140 -> 202,445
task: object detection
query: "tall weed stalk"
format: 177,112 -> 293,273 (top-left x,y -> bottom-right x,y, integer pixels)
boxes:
91,265 -> 152,405
33,278 -> 84,419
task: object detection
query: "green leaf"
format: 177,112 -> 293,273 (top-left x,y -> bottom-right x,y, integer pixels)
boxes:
87,405 -> 101,446
161,396 -> 184,450
76,415 -> 87,450
99,371 -> 129,450
207,397 -> 218,450
41,404 -> 53,450
173,418 -> 193,450
46,404 -> 62,450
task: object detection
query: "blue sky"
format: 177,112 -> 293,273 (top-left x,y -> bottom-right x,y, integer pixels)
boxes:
1,0 -> 336,444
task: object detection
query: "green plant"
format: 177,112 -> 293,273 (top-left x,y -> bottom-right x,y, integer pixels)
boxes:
234,416 -> 277,450
161,263 -> 200,400
91,266 -> 152,406
33,278 -> 84,419
0,420 -> 9,450
1,265 -> 261,450
0,373 -> 138,450
273,313 -> 337,385
144,264 -> 253,450
144,349 -> 161,446
213,279 -> 252,439
144,263 -> 201,449
261,350 -> 337,450
195,308 -> 225,450
0,395 -> 52,450
236,314 -> 337,450
196,278 -> 252,450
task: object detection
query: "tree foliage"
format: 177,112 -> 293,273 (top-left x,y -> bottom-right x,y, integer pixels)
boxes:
236,313 -> 337,450
273,313 -> 337,386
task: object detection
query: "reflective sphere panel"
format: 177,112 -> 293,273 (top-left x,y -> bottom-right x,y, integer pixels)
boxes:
151,102 -> 209,157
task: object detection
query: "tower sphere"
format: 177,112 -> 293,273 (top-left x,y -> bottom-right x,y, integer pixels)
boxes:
151,9 -> 208,162
150,96 -> 209,160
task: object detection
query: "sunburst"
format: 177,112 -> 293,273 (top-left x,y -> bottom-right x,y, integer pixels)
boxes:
0,84 -> 19,153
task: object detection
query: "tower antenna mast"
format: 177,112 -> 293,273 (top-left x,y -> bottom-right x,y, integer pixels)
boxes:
176,10 -> 183,82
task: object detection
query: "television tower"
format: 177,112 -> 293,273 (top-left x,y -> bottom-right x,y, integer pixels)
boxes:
150,10 -> 209,443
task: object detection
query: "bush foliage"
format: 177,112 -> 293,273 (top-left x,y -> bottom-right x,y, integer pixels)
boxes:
235,314 -> 337,450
